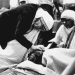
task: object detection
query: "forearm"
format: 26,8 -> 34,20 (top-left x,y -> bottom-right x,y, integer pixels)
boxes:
16,35 -> 32,49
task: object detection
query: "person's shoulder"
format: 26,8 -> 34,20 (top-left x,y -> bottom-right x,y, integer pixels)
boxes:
56,25 -> 65,34
59,25 -> 64,30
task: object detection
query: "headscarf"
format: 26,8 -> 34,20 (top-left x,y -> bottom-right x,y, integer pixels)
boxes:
61,10 -> 75,23
35,7 -> 54,31
24,7 -> 54,44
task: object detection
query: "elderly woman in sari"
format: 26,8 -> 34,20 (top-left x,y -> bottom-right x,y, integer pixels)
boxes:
42,9 -> 75,75
63,0 -> 75,11
0,1 -> 47,70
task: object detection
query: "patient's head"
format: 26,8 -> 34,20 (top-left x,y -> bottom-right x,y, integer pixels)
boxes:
28,49 -> 43,64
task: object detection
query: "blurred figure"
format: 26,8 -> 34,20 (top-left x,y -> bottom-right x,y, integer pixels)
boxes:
48,10 -> 75,48
53,0 -> 63,19
0,3 -> 46,75
63,0 -> 75,11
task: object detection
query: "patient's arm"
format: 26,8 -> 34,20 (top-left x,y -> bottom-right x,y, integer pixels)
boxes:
16,60 -> 57,75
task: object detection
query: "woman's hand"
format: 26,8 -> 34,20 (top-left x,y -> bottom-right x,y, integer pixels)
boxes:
57,42 -> 65,48
31,45 -> 45,51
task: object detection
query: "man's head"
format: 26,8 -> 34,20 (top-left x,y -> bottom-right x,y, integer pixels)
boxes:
61,10 -> 75,28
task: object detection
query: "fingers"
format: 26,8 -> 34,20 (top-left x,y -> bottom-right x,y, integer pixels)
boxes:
38,45 -> 45,51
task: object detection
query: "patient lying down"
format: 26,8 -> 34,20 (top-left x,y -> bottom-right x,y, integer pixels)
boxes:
14,60 -> 57,75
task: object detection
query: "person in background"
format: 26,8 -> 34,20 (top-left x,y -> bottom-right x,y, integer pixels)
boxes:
42,9 -> 75,75
48,9 -> 75,48
3,9 -> 75,75
34,0 -> 55,46
53,0 -> 63,19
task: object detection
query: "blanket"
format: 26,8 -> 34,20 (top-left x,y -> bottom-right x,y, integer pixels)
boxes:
42,48 -> 75,75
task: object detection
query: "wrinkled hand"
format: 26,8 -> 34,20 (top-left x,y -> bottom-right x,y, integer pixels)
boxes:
31,45 -> 45,51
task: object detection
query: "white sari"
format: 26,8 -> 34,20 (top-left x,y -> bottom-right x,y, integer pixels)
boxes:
42,25 -> 75,75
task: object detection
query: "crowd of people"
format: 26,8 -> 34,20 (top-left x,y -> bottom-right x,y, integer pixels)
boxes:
0,0 -> 75,75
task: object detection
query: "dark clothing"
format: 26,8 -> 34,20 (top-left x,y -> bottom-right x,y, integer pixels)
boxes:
36,28 -> 55,46
0,4 -> 39,49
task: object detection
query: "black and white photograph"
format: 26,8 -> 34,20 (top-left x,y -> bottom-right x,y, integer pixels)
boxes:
0,0 -> 75,75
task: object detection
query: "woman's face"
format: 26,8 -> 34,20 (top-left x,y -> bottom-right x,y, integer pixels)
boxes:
61,18 -> 74,28
35,19 -> 42,27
